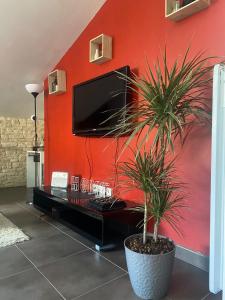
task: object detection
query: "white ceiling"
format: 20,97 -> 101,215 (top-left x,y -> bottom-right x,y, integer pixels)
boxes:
0,0 -> 106,119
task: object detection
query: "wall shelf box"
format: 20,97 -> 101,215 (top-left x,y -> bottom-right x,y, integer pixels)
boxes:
48,70 -> 66,95
165,0 -> 211,21
89,34 -> 112,64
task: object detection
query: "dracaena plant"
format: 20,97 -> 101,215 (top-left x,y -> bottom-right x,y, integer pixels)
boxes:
109,48 -> 213,244
118,150 -> 185,244
107,48 -> 212,155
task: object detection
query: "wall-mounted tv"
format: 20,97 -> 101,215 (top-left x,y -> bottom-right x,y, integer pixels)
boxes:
72,65 -> 131,136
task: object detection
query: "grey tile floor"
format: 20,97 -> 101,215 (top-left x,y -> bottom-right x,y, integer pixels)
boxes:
0,187 -> 222,300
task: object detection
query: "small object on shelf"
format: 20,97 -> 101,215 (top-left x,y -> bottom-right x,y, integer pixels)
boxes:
165,0 -> 211,21
92,183 -> 98,196
105,183 -> 112,197
88,179 -> 94,194
89,34 -> 112,64
89,198 -> 126,211
94,48 -> 100,60
173,0 -> 180,11
71,176 -> 80,191
80,178 -> 89,193
51,172 -> 68,188
91,181 -> 107,198
48,69 -> 66,95
51,76 -> 58,92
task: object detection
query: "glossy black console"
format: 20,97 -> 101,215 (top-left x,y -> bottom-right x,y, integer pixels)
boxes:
33,186 -> 143,247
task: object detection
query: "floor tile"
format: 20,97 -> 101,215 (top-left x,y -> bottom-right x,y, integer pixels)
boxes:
16,204 -> 95,249
59,226 -> 95,248
74,258 -> 210,300
98,245 -> 127,270
0,187 -> 212,300
0,203 -> 16,213
3,205 -> 39,225
39,249 -> 126,299
0,268 -> 63,300
22,220 -> 60,239
3,205 -> 60,239
205,292 -> 222,299
166,258 -> 209,300
0,246 -> 33,279
34,211 -> 96,248
18,202 -> 44,217
0,202 -> 18,212
0,187 -> 31,204
73,274 -> 139,300
18,233 -> 87,266
34,212 -> 68,228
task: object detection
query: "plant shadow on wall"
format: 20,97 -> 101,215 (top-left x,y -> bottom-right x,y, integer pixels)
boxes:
104,48 -> 215,299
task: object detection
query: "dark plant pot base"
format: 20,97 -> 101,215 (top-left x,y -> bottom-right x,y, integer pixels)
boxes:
125,235 -> 174,255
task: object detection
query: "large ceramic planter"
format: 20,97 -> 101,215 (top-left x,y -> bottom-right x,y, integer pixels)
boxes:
124,233 -> 175,300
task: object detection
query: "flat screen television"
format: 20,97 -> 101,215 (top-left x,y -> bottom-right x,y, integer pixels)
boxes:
72,65 -> 131,136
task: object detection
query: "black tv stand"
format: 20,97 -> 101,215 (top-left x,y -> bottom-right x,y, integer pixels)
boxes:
33,186 -> 143,249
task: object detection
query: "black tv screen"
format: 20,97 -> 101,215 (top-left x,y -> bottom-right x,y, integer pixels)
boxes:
72,66 -> 130,136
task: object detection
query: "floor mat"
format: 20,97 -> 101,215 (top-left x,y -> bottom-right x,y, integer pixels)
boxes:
0,212 -> 29,248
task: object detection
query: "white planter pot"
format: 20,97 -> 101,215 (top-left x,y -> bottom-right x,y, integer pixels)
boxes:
124,233 -> 175,300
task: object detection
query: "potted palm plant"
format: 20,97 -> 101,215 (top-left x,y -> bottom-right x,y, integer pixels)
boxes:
118,150 -> 183,299
107,48 -> 213,299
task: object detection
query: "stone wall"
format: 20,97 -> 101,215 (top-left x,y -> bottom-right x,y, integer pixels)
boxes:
0,117 -> 44,188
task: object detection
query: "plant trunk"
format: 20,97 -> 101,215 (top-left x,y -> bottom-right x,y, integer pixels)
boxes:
143,193 -> 148,245
153,220 -> 159,242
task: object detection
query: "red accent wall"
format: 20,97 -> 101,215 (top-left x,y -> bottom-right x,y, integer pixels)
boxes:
44,0 -> 225,255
